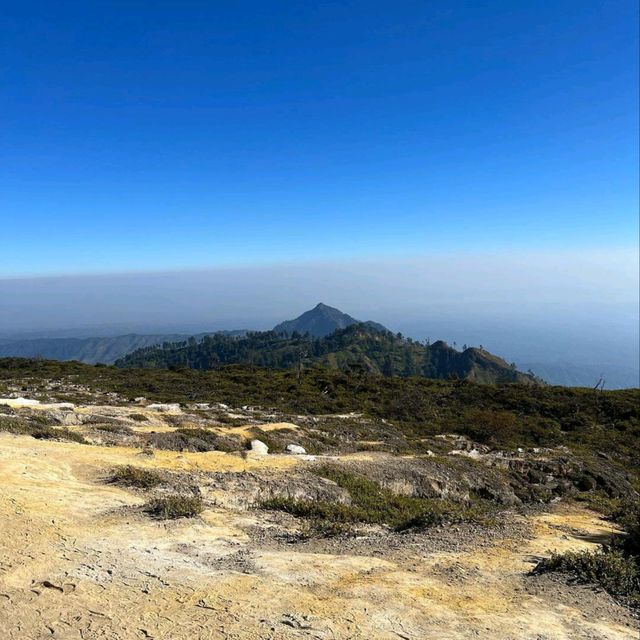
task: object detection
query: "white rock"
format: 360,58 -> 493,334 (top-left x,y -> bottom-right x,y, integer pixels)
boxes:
0,397 -> 41,407
450,448 -> 482,459
250,439 -> 269,455
147,403 -> 181,412
285,444 -> 306,455
0,398 -> 74,411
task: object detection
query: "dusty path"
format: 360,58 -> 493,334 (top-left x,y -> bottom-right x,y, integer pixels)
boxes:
0,433 -> 636,639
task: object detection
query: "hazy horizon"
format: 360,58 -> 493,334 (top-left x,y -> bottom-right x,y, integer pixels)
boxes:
2,251 -> 638,384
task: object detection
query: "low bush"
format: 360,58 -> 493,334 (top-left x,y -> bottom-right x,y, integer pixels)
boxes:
536,550 -> 639,599
261,466 -> 490,531
95,423 -> 133,434
0,415 -> 29,433
535,498 -> 640,608
298,518 -> 355,539
0,415 -> 87,443
145,494 -> 203,519
146,429 -> 242,453
111,465 -> 163,488
31,426 -> 88,444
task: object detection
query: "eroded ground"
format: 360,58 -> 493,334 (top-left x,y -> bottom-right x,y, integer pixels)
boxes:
0,393 -> 637,639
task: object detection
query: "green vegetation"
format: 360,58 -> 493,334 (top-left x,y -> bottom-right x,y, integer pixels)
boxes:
95,423 -> 133,434
538,550 -> 638,601
0,358 -> 637,465
535,500 -> 640,607
110,465 -> 164,488
145,494 -> 203,519
147,428 -> 242,452
297,518 -> 355,539
30,426 -> 88,444
261,466 -> 491,531
0,415 -> 87,444
115,324 -> 538,385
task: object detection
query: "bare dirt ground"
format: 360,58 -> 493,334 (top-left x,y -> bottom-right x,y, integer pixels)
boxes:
0,429 -> 637,640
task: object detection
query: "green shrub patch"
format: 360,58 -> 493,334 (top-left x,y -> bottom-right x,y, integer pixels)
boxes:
262,466 -> 490,531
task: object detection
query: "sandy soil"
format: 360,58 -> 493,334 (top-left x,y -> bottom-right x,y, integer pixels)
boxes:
0,432 -> 636,640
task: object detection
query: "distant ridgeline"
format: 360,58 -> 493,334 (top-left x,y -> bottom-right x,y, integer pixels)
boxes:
116,323 -> 540,385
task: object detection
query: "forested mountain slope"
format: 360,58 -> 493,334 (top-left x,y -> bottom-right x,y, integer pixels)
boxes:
117,323 -> 539,385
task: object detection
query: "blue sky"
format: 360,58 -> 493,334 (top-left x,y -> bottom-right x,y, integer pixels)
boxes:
2,0 -> 638,276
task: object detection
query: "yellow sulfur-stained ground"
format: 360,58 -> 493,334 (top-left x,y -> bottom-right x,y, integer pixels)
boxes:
0,432 -> 636,640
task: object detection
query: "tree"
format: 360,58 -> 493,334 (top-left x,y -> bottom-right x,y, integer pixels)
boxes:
382,355 -> 394,377
402,350 -> 417,377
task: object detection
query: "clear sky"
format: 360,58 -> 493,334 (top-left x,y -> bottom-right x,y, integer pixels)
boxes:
2,0 -> 638,276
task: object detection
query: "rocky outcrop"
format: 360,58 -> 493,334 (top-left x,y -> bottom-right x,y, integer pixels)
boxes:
319,451 -> 638,507
200,470 -> 349,509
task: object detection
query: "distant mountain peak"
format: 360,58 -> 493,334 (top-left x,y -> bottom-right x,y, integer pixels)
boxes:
273,304 -> 387,338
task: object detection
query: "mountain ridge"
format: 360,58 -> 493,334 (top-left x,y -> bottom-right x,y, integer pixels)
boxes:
117,317 -> 540,385
3,304 -> 634,387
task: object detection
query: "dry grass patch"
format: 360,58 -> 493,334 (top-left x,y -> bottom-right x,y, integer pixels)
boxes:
145,494 -> 203,519
111,465 -> 164,488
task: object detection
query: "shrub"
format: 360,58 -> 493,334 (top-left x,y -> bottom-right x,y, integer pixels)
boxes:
128,413 -> 148,422
463,409 -> 518,445
0,415 -> 29,434
0,415 -> 88,443
145,494 -> 203,519
535,498 -> 640,607
298,518 -> 354,539
147,429 -> 242,453
176,428 -> 242,452
111,465 -> 163,488
95,423 -> 133,434
611,499 -> 640,557
261,466 -> 490,531
31,426 -> 88,444
536,550 -> 639,599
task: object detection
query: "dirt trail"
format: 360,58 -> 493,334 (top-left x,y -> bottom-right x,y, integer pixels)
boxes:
0,433 -> 636,640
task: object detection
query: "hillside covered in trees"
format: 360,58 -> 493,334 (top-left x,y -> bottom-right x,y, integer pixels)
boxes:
116,324 -> 539,385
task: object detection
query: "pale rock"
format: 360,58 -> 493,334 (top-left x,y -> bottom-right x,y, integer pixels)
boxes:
147,403 -> 181,412
450,448 -> 482,459
250,439 -> 269,455
0,397 -> 41,407
285,444 -> 306,455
